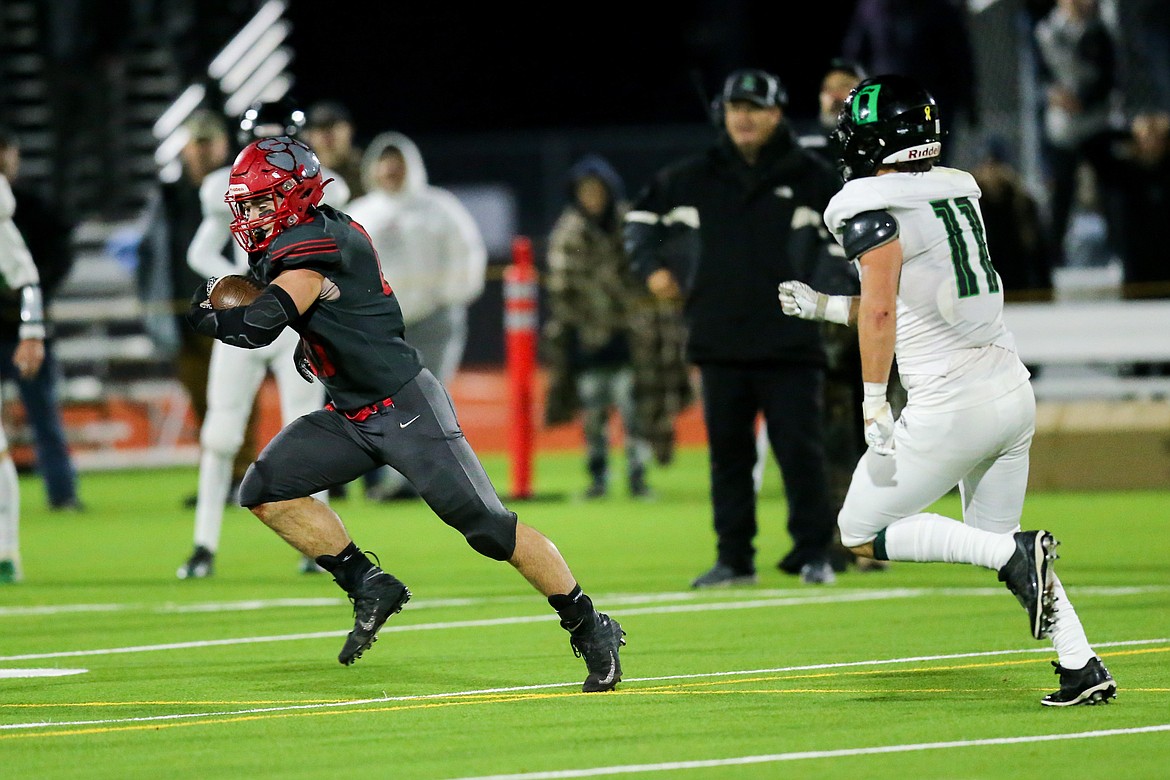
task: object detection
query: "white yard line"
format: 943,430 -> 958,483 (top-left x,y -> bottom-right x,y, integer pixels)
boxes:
0,585 -> 1160,619
0,638 -> 1164,732
445,725 -> 1170,780
0,669 -> 87,679
1,586 -> 1166,663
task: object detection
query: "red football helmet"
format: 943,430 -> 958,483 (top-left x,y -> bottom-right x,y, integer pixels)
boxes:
224,136 -> 331,252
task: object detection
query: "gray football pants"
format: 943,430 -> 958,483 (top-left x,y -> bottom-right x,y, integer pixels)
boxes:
239,367 -> 517,559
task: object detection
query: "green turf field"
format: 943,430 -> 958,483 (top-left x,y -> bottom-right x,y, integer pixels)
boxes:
2,447 -> 1167,779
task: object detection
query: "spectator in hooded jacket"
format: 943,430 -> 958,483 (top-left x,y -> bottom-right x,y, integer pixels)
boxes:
542,155 -> 654,499
345,132 -> 488,501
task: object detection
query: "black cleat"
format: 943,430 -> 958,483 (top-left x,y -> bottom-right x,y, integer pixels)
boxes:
997,530 -> 1059,640
338,569 -> 411,665
1041,657 -> 1117,706
567,612 -> 626,692
177,546 -> 215,580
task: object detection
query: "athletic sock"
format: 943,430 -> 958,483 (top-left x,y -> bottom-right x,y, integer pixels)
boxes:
878,512 -> 1016,569
193,449 -> 233,551
315,542 -> 376,591
0,456 -> 19,560
549,584 -> 595,633
1048,574 -> 1096,669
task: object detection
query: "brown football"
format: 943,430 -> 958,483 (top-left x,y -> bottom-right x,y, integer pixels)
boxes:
209,275 -> 263,310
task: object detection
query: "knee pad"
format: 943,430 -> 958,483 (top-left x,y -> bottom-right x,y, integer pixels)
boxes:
237,461 -> 268,508
200,419 -> 246,456
456,509 -> 518,561
836,508 -> 875,549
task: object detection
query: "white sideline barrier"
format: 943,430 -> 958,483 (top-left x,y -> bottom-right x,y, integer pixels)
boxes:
1003,300 -> 1170,400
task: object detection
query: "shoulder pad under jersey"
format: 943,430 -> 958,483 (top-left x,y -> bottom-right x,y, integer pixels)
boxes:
841,209 -> 899,261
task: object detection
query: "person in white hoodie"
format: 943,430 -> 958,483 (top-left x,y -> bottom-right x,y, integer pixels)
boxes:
344,131 -> 487,501
0,171 -> 45,583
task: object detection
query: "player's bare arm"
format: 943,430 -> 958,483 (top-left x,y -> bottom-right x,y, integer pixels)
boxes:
853,237 -> 901,463
272,267 -> 324,313
856,238 -> 900,388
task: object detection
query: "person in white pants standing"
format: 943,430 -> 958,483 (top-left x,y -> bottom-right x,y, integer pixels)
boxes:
177,97 -> 350,578
0,172 -> 45,583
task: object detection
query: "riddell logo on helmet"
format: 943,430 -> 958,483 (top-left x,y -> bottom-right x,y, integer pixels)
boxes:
227,183 -> 251,197
908,143 -> 942,160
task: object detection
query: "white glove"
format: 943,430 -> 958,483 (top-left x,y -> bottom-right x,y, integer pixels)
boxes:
777,281 -> 851,325
862,381 -> 895,456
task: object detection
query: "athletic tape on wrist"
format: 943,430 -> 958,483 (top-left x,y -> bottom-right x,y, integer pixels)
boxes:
862,382 -> 888,419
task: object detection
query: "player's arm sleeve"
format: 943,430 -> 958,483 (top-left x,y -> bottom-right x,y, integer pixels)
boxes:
0,177 -> 44,339
206,284 -> 301,349
0,177 -> 39,290
191,226 -> 341,347
187,175 -> 240,278
840,209 -> 899,262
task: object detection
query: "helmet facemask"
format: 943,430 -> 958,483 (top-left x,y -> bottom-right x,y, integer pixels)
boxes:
224,136 -> 327,252
227,189 -> 293,253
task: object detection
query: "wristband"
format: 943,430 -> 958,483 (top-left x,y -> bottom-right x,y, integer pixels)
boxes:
18,285 -> 45,339
862,381 -> 888,420
822,295 -> 851,325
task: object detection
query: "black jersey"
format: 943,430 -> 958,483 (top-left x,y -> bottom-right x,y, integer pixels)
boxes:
254,204 -> 424,409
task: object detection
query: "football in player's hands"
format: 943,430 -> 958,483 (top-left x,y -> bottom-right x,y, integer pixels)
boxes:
208,275 -> 262,309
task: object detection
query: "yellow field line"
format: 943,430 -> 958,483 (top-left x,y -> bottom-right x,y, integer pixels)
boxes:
1,646 -> 1164,739
633,646 -> 1170,691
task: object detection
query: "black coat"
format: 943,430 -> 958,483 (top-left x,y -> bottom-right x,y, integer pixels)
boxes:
623,125 -> 845,366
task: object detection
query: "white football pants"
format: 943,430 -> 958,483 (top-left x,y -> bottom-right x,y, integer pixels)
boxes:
838,380 -> 1096,667
0,398 -> 20,570
838,380 -> 1035,547
193,328 -> 327,551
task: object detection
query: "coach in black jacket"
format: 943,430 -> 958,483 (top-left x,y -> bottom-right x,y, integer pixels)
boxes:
624,68 -> 845,587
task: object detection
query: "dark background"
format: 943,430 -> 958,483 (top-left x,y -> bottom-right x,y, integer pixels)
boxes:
283,2 -> 862,141
280,2 -> 864,366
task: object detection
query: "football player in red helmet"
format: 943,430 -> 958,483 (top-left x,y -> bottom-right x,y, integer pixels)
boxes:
224,136 -> 332,253
187,135 -> 626,690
